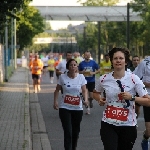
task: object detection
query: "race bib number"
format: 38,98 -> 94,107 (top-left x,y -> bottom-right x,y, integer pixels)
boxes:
105,105 -> 129,121
64,94 -> 80,106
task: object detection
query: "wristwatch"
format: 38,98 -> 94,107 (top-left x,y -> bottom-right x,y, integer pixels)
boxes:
131,95 -> 135,101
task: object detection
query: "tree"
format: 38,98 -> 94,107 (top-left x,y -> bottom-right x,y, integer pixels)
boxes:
77,0 -> 119,6
0,0 -> 32,26
16,5 -> 44,49
130,0 -> 150,55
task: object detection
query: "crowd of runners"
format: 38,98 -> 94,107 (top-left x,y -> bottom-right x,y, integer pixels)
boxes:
28,49 -> 150,150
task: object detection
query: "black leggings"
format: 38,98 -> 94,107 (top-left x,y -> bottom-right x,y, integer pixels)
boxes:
59,108 -> 83,150
100,121 -> 137,150
49,70 -> 54,77
143,106 -> 150,122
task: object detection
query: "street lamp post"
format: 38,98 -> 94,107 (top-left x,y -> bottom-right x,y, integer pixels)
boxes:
83,26 -> 86,51
4,20 -> 8,82
11,17 -> 14,71
127,3 -> 130,49
98,21 -> 101,65
14,18 -> 17,69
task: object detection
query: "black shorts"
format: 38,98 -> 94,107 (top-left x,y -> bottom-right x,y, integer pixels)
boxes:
143,106 -> 150,122
32,74 -> 41,79
86,82 -> 95,92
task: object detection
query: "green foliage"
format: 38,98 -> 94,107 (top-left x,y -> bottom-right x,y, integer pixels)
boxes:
77,0 -> 119,6
0,0 -> 32,24
16,5 -> 44,49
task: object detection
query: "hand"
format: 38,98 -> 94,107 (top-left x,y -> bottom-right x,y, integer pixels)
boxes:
90,72 -> 95,75
120,92 -> 132,100
98,97 -> 106,106
53,102 -> 59,110
83,100 -> 89,107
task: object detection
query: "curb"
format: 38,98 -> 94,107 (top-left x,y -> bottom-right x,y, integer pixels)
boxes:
29,71 -> 52,150
24,68 -> 32,150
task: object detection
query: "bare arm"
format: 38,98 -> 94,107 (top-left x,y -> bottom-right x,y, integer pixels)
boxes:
120,92 -> 150,107
135,94 -> 150,106
81,85 -> 88,106
56,69 -> 62,75
53,84 -> 62,110
93,89 -> 106,106
93,69 -> 100,74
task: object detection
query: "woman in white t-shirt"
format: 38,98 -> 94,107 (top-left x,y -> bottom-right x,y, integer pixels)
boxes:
53,59 -> 88,150
93,47 -> 150,150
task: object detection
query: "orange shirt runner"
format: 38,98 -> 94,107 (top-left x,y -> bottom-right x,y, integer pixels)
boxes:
30,59 -> 43,75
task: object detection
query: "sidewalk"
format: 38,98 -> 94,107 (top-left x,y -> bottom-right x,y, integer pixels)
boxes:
0,67 -> 52,150
0,67 -> 31,150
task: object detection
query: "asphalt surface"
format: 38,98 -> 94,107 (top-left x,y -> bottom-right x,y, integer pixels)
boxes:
37,73 -> 145,150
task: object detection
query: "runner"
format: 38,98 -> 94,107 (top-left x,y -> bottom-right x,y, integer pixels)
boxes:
47,54 -> 55,83
129,55 -> 140,72
73,51 -> 82,65
30,53 -> 43,93
93,47 -> 150,150
78,51 -> 100,114
41,53 -> 48,75
53,59 -> 88,150
128,55 -> 140,118
100,53 -> 112,75
133,56 -> 150,150
56,51 -> 72,76
54,55 -> 62,81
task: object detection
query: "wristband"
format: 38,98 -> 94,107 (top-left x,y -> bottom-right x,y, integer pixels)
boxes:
131,95 -> 135,101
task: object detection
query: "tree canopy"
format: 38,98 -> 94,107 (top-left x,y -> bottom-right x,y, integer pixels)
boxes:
77,0 -> 119,6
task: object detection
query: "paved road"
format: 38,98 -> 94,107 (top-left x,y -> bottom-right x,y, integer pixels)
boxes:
37,73 -> 145,150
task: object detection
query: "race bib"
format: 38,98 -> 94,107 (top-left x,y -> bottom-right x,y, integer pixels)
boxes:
64,94 -> 80,106
105,105 -> 129,122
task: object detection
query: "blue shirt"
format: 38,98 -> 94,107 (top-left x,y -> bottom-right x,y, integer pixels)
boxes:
78,60 -> 99,82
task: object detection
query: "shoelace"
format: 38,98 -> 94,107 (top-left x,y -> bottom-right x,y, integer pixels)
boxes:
116,80 -> 130,107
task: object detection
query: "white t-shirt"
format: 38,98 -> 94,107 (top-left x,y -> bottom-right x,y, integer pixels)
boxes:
41,57 -> 48,66
133,56 -> 150,94
95,71 -> 147,126
56,59 -> 67,73
58,73 -> 87,110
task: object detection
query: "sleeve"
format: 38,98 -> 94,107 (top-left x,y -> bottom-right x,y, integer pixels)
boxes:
80,74 -> 87,86
58,75 -> 63,86
134,74 -> 148,97
95,77 -> 103,92
133,60 -> 145,79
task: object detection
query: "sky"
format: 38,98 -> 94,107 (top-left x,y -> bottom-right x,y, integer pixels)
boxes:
29,0 -> 131,30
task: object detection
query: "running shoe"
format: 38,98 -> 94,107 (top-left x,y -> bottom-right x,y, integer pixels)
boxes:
141,139 -> 149,150
37,87 -> 41,92
86,108 -> 90,115
34,90 -> 37,93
